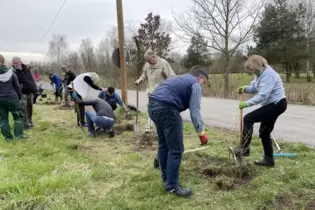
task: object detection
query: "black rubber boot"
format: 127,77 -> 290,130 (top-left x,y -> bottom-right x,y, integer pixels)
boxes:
255,138 -> 274,167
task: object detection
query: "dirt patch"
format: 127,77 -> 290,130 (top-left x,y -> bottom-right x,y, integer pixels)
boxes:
193,154 -> 257,190
273,193 -> 295,210
305,198 -> 315,210
133,133 -> 158,151
112,123 -> 134,135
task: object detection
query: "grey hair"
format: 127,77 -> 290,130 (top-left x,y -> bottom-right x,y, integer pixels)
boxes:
189,65 -> 209,79
144,49 -> 155,61
89,72 -> 100,83
12,56 -> 22,62
61,64 -> 69,71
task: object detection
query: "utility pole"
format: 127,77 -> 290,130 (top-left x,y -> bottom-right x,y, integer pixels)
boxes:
116,0 -> 128,104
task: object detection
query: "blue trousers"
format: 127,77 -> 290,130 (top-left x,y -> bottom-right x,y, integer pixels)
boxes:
148,98 -> 184,190
85,110 -> 115,134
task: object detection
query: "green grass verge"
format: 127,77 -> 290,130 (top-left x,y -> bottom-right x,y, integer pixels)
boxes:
0,105 -> 314,210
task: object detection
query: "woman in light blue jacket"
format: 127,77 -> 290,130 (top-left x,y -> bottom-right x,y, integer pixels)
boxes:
237,55 -> 287,167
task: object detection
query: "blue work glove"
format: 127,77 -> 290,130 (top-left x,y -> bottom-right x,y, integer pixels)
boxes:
71,92 -> 78,99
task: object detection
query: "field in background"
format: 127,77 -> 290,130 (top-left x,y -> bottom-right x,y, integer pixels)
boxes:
0,105 -> 315,209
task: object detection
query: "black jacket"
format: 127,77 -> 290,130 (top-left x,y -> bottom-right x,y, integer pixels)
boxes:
65,71 -> 76,86
13,64 -> 37,94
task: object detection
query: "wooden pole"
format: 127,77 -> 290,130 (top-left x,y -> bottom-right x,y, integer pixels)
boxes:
116,0 -> 128,104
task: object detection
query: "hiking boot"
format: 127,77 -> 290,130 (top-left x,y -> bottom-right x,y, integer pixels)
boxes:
89,132 -> 96,137
166,186 -> 192,197
254,157 -> 274,167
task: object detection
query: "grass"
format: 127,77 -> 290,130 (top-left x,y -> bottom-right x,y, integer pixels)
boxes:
1,104 -> 315,210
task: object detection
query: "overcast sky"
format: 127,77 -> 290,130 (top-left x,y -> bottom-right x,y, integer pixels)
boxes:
0,0 -> 191,63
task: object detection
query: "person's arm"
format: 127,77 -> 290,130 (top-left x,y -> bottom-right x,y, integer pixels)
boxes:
246,72 -> 276,107
162,60 -> 176,79
245,80 -> 258,94
114,93 -> 129,111
55,77 -> 61,91
83,76 -> 101,90
98,91 -> 105,99
137,64 -> 148,82
12,74 -> 22,100
189,83 -> 204,133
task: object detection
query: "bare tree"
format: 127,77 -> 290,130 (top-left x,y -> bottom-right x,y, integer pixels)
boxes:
48,34 -> 69,66
174,0 -> 265,97
65,51 -> 82,73
79,38 -> 96,71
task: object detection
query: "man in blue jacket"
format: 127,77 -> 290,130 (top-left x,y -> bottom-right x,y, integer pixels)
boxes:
49,72 -> 63,103
98,87 -> 129,112
148,65 -> 209,197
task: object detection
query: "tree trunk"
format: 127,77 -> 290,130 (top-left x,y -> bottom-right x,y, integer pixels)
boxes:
294,62 -> 300,79
285,62 -> 291,83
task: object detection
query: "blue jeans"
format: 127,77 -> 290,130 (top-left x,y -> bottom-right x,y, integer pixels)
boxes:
148,98 -> 184,190
85,110 -> 115,134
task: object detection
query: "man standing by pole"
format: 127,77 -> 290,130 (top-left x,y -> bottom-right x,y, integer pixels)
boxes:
135,49 -> 176,133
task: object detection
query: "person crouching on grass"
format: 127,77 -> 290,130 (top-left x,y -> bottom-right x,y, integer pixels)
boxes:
148,65 -> 209,197
236,55 -> 287,167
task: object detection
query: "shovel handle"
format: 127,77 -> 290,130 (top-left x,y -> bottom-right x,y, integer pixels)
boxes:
239,94 -> 243,145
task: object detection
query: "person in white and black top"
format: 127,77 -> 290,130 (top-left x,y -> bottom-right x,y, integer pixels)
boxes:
68,72 -> 106,127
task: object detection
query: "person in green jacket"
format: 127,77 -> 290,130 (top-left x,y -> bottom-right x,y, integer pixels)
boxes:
0,54 -> 26,141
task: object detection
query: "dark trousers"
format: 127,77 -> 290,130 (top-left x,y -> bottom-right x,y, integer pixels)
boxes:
148,98 -> 184,190
242,98 -> 287,159
68,88 -> 86,126
0,99 -> 24,140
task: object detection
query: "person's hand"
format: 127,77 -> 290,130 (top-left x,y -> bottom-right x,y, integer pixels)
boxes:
135,79 -> 141,85
239,101 -> 248,109
237,85 -> 247,94
101,88 -> 106,92
199,131 -> 208,145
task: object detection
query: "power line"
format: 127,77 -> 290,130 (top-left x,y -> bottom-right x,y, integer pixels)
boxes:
30,0 -> 68,55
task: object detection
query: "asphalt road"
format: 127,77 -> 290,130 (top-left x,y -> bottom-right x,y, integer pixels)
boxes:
42,83 -> 315,147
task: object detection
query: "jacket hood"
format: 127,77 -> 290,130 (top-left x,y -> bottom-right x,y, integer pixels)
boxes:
0,68 -> 13,82
0,65 -> 9,74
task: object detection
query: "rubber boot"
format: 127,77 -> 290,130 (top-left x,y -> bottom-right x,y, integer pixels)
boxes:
255,138 -> 274,167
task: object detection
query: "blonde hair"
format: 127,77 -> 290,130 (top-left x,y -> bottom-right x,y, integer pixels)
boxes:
144,49 -> 155,61
244,55 -> 268,71
89,72 -> 100,83
0,54 -> 5,64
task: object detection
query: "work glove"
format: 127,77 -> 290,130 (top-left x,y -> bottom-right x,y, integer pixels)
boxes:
239,101 -> 248,109
135,79 -> 141,85
237,85 -> 247,94
71,92 -> 78,99
199,131 -> 208,145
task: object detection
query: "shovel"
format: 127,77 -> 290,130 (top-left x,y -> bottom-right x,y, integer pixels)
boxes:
133,85 -> 140,134
229,94 -> 246,168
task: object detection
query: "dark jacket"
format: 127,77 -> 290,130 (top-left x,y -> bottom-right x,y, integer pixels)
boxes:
65,70 -> 76,86
76,98 -> 115,119
0,65 -> 22,100
13,64 -> 37,94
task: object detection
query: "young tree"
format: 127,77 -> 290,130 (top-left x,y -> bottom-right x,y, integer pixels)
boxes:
183,33 -> 211,68
174,0 -> 264,97
134,12 -> 172,70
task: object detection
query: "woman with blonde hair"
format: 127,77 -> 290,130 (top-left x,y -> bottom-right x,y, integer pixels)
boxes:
236,55 -> 287,166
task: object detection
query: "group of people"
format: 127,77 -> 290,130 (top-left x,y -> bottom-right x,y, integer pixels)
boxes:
0,51 -> 287,199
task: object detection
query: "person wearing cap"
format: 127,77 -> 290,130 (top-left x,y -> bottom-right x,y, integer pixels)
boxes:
148,65 -> 209,197
49,72 -> 63,103
135,49 -> 176,134
61,65 -> 76,107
